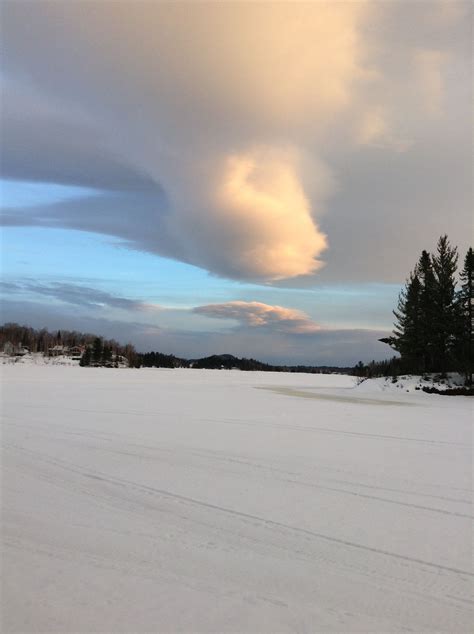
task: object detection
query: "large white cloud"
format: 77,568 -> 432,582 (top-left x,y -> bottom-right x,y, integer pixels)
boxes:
1,1 -> 471,283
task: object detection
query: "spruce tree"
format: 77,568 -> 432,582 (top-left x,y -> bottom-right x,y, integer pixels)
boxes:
415,250 -> 436,371
431,235 -> 458,375
381,236 -> 459,376
92,337 -> 103,365
388,271 -> 423,372
102,344 -> 113,366
455,248 -> 474,384
80,347 -> 91,367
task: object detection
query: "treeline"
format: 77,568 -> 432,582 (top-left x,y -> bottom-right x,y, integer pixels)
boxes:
379,236 -> 473,384
0,323 -> 139,366
190,354 -> 273,371
80,338 -> 140,368
0,323 -> 90,353
140,351 -> 188,368
353,357 -> 404,379
1,324 -> 359,374
141,352 -> 355,374
139,353 -> 271,371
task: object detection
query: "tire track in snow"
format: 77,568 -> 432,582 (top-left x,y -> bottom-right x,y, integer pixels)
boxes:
5,443 -> 473,580
77,471 -> 474,578
188,449 -> 472,505
157,448 -> 472,518
6,439 -> 470,518
206,416 -> 468,448
3,417 -> 471,497
3,412 -> 468,448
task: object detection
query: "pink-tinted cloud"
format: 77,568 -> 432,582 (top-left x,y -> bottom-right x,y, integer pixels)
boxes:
194,301 -> 320,334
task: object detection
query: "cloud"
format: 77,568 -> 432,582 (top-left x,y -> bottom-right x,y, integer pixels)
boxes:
0,281 -> 161,313
0,297 -> 389,366
355,106 -> 412,152
414,49 -> 448,117
194,301 -> 320,334
1,1 -> 471,283
213,150 -> 328,279
171,148 -> 331,281
1,77 -> 160,193
1,281 -> 320,334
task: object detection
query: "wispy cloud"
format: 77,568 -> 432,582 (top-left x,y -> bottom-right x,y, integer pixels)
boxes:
0,281 -> 161,313
2,281 -> 320,334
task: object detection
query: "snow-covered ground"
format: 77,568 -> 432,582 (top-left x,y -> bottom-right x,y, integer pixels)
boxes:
0,352 -> 81,367
356,373 -> 467,393
1,366 -> 472,633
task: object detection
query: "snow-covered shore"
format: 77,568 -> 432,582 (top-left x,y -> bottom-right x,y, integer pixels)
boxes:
2,365 -> 472,632
0,352 -> 81,366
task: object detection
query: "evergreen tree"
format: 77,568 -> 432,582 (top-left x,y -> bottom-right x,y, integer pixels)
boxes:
92,337 -> 103,364
80,347 -> 91,367
431,235 -> 458,374
383,271 -> 423,372
455,248 -> 474,384
415,250 -> 436,371
102,344 -> 113,365
123,343 -> 140,367
380,236 -> 461,376
354,361 -> 365,377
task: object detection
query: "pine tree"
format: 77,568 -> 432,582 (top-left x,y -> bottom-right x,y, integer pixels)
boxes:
415,250 -> 436,371
123,343 -> 140,368
431,235 -> 458,375
380,236 -> 460,376
384,271 -> 423,372
455,248 -> 474,384
80,347 -> 91,367
92,337 -> 103,365
102,344 -> 113,366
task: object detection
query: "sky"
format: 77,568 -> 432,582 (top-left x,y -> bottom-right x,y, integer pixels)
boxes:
0,1 -> 472,365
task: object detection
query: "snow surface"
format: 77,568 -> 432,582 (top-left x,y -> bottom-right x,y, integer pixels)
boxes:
1,365 -> 473,633
0,352 -> 81,367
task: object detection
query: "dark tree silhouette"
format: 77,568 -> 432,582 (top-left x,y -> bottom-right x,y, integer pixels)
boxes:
381,236 -> 472,382
455,248 -> 474,384
431,236 -> 458,375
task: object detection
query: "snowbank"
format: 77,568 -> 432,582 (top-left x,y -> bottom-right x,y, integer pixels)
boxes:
355,373 -> 467,394
0,352 -> 80,366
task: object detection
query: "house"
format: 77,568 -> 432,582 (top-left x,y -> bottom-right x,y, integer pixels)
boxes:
48,345 -> 69,356
68,346 -> 84,358
3,341 -> 15,355
2,342 -> 29,356
114,355 -> 129,367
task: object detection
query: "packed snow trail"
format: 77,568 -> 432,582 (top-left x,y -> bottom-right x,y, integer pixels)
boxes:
2,366 -> 473,632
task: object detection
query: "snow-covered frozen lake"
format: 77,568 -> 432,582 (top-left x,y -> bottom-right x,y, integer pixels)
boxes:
2,366 -> 473,632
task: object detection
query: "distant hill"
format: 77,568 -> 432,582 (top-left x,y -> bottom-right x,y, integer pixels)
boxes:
143,351 -> 355,374
190,354 -> 273,371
